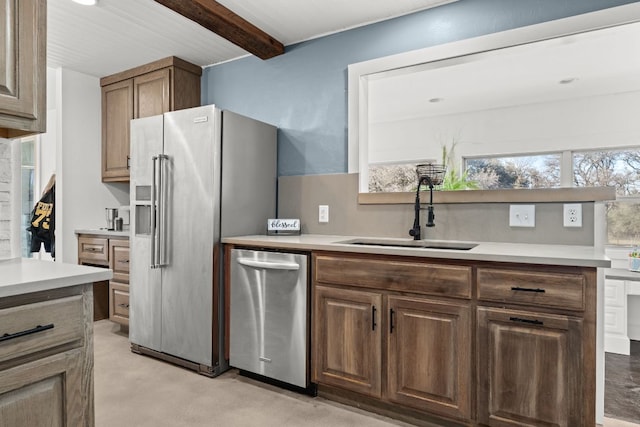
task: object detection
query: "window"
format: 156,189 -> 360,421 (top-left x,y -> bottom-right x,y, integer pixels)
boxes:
572,148 -> 640,245
466,153 -> 561,190
21,137 -> 36,258
368,162 -> 418,193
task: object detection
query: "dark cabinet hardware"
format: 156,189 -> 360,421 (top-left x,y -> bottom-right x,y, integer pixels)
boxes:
372,306 -> 377,331
0,323 -> 54,343
390,308 -> 395,333
509,316 -> 543,326
511,286 -> 545,293
118,303 -> 130,309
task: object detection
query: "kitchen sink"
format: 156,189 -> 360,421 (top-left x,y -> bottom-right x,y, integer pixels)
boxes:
337,238 -> 478,251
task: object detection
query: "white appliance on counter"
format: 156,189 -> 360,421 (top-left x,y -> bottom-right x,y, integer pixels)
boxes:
129,105 -> 277,376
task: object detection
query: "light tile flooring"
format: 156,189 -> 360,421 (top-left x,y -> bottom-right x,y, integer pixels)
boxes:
94,320 -> 640,426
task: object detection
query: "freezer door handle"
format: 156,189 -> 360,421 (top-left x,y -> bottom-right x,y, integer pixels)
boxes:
150,155 -> 158,268
157,154 -> 168,267
237,258 -> 300,271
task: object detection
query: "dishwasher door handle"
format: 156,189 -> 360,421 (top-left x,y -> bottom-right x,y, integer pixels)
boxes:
237,258 -> 300,271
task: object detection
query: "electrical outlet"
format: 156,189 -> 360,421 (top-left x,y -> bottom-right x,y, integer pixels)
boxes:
319,205 -> 329,223
509,205 -> 535,227
563,203 -> 582,227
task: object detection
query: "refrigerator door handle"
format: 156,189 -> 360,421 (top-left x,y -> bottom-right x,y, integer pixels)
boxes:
237,258 -> 300,271
157,154 -> 169,267
151,155 -> 158,268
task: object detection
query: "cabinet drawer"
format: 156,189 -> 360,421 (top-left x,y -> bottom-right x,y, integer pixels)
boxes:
477,268 -> 585,310
0,296 -> 84,364
78,236 -> 109,265
109,282 -> 129,326
314,254 -> 472,299
109,239 -> 130,283
604,306 -> 626,334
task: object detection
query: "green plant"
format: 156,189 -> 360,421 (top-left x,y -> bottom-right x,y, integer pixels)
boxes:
440,142 -> 478,191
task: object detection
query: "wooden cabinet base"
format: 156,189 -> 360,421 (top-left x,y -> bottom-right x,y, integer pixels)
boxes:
318,384 -> 470,427
93,280 -> 109,321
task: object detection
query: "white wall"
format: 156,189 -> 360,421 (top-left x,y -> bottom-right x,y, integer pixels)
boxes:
369,90 -> 640,164
0,138 -> 20,259
52,68 -> 129,263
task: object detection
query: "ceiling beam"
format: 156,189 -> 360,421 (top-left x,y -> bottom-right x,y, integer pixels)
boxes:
154,0 -> 284,60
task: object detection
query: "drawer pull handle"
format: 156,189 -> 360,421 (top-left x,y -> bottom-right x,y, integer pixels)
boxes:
118,303 -> 130,309
390,308 -> 395,333
0,323 -> 55,343
372,306 -> 377,331
511,286 -> 545,293
509,316 -> 543,326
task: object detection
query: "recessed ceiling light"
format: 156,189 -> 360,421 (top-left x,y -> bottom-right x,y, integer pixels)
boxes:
559,77 -> 578,85
72,0 -> 98,5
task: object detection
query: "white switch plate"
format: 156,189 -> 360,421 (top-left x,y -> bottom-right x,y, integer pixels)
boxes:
319,205 -> 329,223
509,205 -> 535,227
563,203 -> 582,227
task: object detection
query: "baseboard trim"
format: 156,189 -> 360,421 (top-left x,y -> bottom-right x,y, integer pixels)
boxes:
605,334 -> 630,355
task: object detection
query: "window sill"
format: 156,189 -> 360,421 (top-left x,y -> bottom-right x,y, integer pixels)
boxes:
358,187 -> 616,205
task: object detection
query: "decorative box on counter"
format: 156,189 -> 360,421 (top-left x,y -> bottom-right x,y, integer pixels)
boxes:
630,246 -> 640,272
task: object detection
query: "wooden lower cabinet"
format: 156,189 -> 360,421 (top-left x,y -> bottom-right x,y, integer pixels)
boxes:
313,286 -> 382,397
387,296 -> 471,420
477,307 -> 584,427
0,349 -> 83,427
311,252 -> 595,426
108,239 -> 130,327
313,285 -> 471,421
0,284 -> 94,427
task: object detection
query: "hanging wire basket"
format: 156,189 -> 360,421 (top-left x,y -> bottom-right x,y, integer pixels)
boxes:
416,163 -> 446,187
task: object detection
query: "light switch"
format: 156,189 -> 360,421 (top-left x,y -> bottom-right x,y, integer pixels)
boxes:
509,205 -> 535,227
319,205 -> 329,223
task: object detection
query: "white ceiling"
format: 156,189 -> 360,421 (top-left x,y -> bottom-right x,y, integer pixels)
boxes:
47,0 -> 455,78
369,19 -> 640,122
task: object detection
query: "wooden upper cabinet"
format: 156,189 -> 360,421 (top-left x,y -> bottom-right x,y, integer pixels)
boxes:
100,57 -> 201,182
102,80 -> 134,181
134,68 -> 170,118
0,0 -> 46,138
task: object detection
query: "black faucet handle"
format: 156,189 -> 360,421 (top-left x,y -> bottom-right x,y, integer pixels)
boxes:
426,206 -> 435,227
409,226 -> 421,240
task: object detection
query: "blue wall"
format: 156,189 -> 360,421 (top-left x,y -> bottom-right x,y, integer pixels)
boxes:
202,0 -> 637,176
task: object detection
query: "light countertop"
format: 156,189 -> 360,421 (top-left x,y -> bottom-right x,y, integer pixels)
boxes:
221,234 -> 611,268
0,258 -> 113,299
605,268 -> 640,282
75,228 -> 130,238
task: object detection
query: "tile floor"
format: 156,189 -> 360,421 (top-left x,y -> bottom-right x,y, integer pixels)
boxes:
605,340 -> 640,424
95,321 -> 640,426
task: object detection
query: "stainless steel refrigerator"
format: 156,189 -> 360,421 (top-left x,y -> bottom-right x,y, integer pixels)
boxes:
129,105 -> 277,377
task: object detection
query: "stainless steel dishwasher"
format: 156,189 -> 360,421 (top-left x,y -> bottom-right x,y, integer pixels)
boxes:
229,248 -> 309,388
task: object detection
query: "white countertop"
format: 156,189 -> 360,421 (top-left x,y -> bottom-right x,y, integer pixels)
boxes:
0,258 -> 113,298
221,234 -> 611,268
605,268 -> 640,282
75,228 -> 130,238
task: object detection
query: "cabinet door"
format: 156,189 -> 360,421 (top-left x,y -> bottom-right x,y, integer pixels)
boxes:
109,282 -> 130,326
313,285 -> 382,397
0,0 -> 46,138
0,349 -> 84,427
387,296 -> 471,419
134,68 -> 170,118
102,79 -> 133,181
108,239 -> 130,283
477,307 -> 583,427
